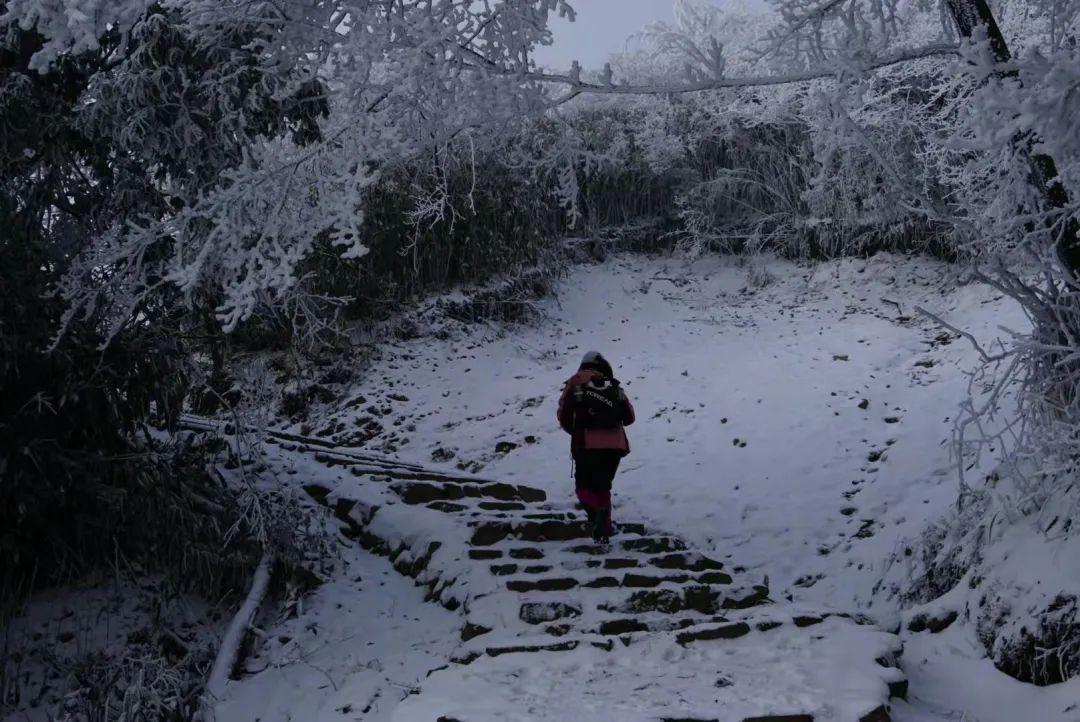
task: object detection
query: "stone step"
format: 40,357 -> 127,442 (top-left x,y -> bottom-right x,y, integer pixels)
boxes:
648,552 -> 725,572
468,520 -> 649,547
519,601 -> 582,625
427,501 -> 469,513
511,600 -> 725,634
450,633 -> 620,665
518,511 -> 575,520
266,433 -> 432,473
468,548 -> 503,560
502,569 -> 733,593
478,501 -> 527,511
584,552 -> 725,574
490,563 -> 552,576
620,536 -> 687,554
449,621 -> 906,717
496,556 -> 639,573
621,570 -> 733,587
490,548 -> 726,577
394,480 -> 546,505
284,428 -> 907,722
505,569 -> 734,595
600,583 -> 770,616
506,576 -> 580,592
478,607 -> 896,642
507,547 -> 545,560
449,638 -> 581,665
450,615 -> 904,676
597,609 -> 877,639
308,450 -> 466,481
600,557 -> 639,570
675,620 -> 754,644
514,603 -> 843,643
593,613 -> 729,637
485,513 -> 641,528
500,533 -> 681,556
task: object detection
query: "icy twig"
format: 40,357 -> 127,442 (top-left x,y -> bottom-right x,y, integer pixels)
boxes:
915,306 -> 1009,363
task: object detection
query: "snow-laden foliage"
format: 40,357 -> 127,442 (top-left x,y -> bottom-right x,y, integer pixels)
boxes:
28,0 -> 973,342
1,0 -> 155,70
37,0 -> 576,339
15,0 -> 1072,341
587,0 -> 1075,267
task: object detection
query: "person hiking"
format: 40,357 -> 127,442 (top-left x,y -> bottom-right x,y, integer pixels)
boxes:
556,350 -> 635,544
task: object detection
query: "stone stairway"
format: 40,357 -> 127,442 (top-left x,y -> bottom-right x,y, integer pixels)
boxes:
259,429 -> 907,722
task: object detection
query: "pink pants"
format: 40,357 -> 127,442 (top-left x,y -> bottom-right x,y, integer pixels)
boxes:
576,486 -> 614,536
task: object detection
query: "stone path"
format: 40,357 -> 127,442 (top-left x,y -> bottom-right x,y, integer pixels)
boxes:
265,430 -> 907,722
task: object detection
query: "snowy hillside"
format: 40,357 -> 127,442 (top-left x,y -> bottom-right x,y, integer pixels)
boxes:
294,253 -> 1017,609
208,252 -> 1072,722
8,253 -> 1079,722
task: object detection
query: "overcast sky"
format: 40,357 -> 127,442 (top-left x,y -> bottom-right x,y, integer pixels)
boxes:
533,0 -> 676,70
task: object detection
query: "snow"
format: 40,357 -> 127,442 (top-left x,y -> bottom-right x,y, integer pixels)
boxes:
1,577 -> 220,722
10,252 -> 1071,722
396,618 -> 901,722
893,625 -> 1080,722
212,542 -> 461,722
221,400 -> 908,721
895,634 -> 1080,722
0,0 -> 154,71
194,250 -> 1071,720
259,251 -> 1066,722
302,252 -> 1023,609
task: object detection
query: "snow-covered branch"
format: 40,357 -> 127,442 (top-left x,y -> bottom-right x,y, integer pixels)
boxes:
202,551 -> 275,711
535,43 -> 960,99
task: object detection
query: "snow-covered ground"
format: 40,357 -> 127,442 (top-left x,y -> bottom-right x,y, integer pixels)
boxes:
214,544 -> 461,722
8,252 -> 1077,722
273,252 -> 1078,721
308,253 -> 1016,609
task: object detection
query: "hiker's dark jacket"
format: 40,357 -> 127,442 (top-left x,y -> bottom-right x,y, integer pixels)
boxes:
557,368 -> 635,457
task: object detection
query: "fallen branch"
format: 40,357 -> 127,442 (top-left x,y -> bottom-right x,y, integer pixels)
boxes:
915,305 -> 1010,363
201,551 -> 275,716
881,297 -> 903,313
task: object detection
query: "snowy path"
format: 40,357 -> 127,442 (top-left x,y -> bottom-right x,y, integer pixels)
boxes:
212,253 -> 1080,722
216,431 -> 906,722
299,253 -> 1021,613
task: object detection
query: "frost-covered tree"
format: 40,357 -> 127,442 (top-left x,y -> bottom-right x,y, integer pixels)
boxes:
717,0 -> 1080,685
18,0 -> 573,340
0,0 -> 330,597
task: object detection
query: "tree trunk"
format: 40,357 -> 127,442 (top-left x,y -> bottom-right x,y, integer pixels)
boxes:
944,0 -> 1080,276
